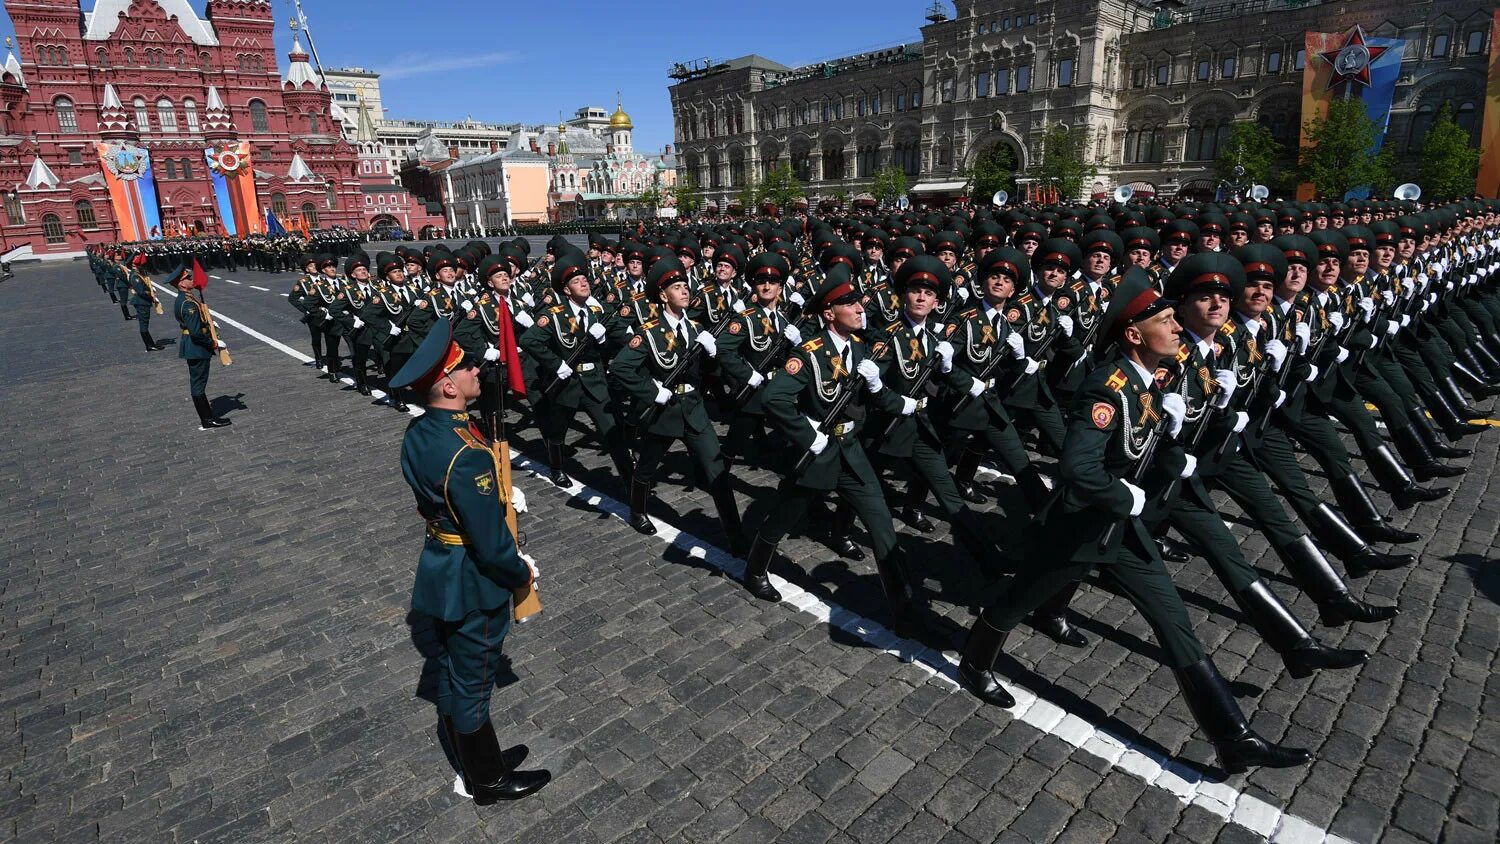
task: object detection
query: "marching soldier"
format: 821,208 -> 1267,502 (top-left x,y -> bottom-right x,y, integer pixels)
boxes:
716,252 -> 800,468
376,252 -> 416,413
344,253 -> 384,397
128,253 -> 165,352
288,255 -> 326,371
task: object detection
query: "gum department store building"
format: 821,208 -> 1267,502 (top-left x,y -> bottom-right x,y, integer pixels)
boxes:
668,0 -> 1493,207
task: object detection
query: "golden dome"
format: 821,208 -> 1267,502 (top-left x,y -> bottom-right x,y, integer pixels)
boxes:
609,101 -> 633,130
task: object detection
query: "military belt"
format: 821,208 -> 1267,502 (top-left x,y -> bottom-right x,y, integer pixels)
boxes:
425,522 -> 465,545
672,383 -> 696,395
576,362 -> 597,373
829,421 -> 855,437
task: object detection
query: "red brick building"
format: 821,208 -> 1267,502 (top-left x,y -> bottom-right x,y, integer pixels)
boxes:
0,0 -> 365,256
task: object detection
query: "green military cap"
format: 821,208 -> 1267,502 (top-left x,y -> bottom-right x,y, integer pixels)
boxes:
714,245 -> 745,272
344,252 -> 370,275
1012,222 -> 1047,247
161,262 -> 189,285
645,255 -> 689,300
745,251 -> 790,283
1233,243 -> 1287,292
1394,215 -> 1426,240
509,236 -> 532,257
675,237 -> 700,264
1101,267 -> 1172,341
300,253 -> 318,270
968,221 -> 1004,249
893,254 -> 952,301
1049,218 -> 1081,242
861,228 -> 889,251
1339,225 -> 1374,254
806,264 -> 859,313
1369,220 -> 1401,247
549,255 -> 589,292
1271,234 -> 1317,268
1121,226 -> 1160,255
1229,212 -> 1256,235
1165,251 -> 1243,301
477,254 -> 510,280
317,254 -> 339,270
376,251 -> 403,278
389,317 -> 466,393
927,230 -> 965,256
888,236 -> 923,260
545,234 -> 572,256
976,246 -> 1030,285
1034,238 -> 1082,273
427,249 -> 457,274
1161,219 -> 1200,246
1080,230 -> 1123,263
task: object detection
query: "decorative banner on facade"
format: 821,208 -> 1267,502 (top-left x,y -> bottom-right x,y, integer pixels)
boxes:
1477,10 -> 1500,198
204,142 -> 263,236
95,142 -> 163,240
1297,26 -> 1406,200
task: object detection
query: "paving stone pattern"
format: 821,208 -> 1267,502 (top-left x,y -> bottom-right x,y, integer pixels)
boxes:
1,257 -> 1497,843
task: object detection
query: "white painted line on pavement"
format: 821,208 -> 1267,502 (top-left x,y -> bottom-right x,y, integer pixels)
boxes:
225,279 -> 241,285
140,284 -> 1349,844
250,285 -> 270,292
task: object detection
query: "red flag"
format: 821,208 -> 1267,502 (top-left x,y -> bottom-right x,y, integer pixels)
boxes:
493,297 -> 528,398
192,258 -> 209,290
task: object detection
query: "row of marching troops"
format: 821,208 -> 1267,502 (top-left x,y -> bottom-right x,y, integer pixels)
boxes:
276,194 -> 1497,776
95,230 -> 363,277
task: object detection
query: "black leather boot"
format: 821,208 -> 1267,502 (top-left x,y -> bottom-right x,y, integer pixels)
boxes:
1470,341 -> 1500,381
546,441 -> 572,488
1390,426 -> 1464,481
709,475 -> 746,558
1017,465 -> 1053,513
1175,658 -> 1311,773
1366,445 -> 1449,509
1452,359 -> 1499,399
1304,502 -> 1415,576
828,505 -> 865,561
957,614 -> 1016,707
952,509 -> 1005,580
121,303 -> 134,320
1157,534 -> 1195,563
628,479 -> 657,535
442,715 -> 526,795
1438,375 -> 1489,425
452,720 -> 550,804
1232,581 -> 1368,679
1416,400 -> 1475,454
901,506 -> 936,533
141,331 -> 158,351
193,395 -> 231,429
1278,536 -> 1398,626
1025,580 -> 1088,647
953,449 -> 988,504
873,546 -> 915,623
901,480 -> 935,532
742,534 -> 782,602
1325,473 -> 1419,544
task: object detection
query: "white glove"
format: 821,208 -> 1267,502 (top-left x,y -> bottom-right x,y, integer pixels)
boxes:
353,317 -> 365,329
1023,358 -> 1041,375
588,322 -> 607,342
1232,411 -> 1249,433
1384,321 -> 1399,336
653,382 -> 672,405
388,323 -> 402,336
1212,369 -> 1237,409
968,377 -> 986,397
1380,289 -> 1396,306
1264,339 -> 1288,371
1329,311 -> 1345,332
1057,314 -> 1074,337
1005,331 -> 1026,359
522,553 -> 540,584
460,299 -> 475,312
1358,298 -> 1376,320
1294,321 -> 1311,352
1335,347 -> 1350,364
1274,389 -> 1287,408
1417,273 -> 1430,287
556,361 -> 574,380
1162,392 -> 1186,437
695,330 -> 717,358
809,430 -> 829,455
215,339 -> 227,350
935,340 -> 954,371
747,370 -> 765,389
789,290 -> 806,307
956,286 -> 971,301
1179,454 -> 1197,479
1306,364 -> 1320,381
857,357 -> 882,391
783,324 -> 802,345
522,292 -> 535,307
1399,314 -> 1411,328
514,310 -> 534,328
483,346 -> 501,362
1122,480 -> 1146,517
900,396 -> 918,416
511,487 -> 527,513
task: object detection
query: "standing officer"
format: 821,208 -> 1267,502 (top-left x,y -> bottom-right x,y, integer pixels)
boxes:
390,319 -> 550,805
170,264 -> 231,429
129,253 -> 164,351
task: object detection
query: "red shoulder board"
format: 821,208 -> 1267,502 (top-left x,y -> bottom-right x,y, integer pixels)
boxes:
1104,369 -> 1128,392
1175,344 -> 1191,363
1091,401 -> 1116,429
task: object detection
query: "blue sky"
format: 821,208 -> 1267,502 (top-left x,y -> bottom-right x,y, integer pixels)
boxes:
3,1 -> 945,151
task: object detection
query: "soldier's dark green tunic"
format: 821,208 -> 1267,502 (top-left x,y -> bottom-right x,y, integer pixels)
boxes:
175,291 -> 213,396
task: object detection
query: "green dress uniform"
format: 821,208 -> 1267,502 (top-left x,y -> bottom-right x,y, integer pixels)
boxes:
390,320 -> 550,804
715,253 -> 798,468
287,259 -> 327,369
610,262 -> 742,548
955,272 -> 1312,776
128,264 -> 161,350
344,258 -> 385,397
308,263 -> 349,380
172,275 -> 230,429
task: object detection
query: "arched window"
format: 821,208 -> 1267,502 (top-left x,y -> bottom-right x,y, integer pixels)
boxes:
1456,102 -> 1477,139
325,184 -> 337,209
301,202 -> 319,228
181,158 -> 193,180
133,97 -> 150,131
248,100 -> 269,132
164,159 -> 178,179
42,213 -> 64,244
306,112 -> 319,134
156,98 -> 177,131
271,193 -> 287,217
1408,104 -> 1436,151
75,200 -> 97,230
183,98 -> 198,132
174,49 -> 185,67
54,97 -> 77,133
4,192 -> 24,225
96,47 -> 108,68
123,47 -> 134,66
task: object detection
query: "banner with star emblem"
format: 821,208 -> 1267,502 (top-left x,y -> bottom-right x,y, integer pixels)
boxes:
1297,26 -> 1406,200
1478,11 -> 1500,198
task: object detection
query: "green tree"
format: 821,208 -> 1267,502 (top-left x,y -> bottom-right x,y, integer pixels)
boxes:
735,173 -> 763,213
964,142 -> 1018,202
1030,124 -> 1097,201
1297,98 -> 1394,198
1214,121 -> 1284,188
761,162 -> 803,209
1418,103 -> 1482,200
871,165 -> 908,205
635,187 -> 662,215
670,174 -> 701,216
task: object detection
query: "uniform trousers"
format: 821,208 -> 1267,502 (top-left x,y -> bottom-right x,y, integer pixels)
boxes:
758,446 -> 899,561
433,605 -> 511,733
187,359 -> 211,397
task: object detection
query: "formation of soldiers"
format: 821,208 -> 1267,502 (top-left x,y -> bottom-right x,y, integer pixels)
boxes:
90,192 -> 1500,781
105,230 -> 363,277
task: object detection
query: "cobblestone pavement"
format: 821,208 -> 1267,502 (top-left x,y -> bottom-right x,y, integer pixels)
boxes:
2,256 -> 1497,844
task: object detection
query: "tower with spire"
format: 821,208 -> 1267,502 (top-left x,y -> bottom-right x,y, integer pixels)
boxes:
608,94 -> 634,154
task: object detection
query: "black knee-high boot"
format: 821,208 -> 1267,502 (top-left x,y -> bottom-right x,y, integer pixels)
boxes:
140,330 -> 158,351
1175,659 -> 1311,773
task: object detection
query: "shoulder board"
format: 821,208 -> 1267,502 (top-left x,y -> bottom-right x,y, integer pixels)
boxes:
631,291 -> 646,300
1068,279 -> 1088,293
1219,322 -> 1236,336
741,307 -> 759,317
1175,344 -> 1192,363
454,426 -> 486,450
1016,293 -> 1035,304
547,304 -> 566,313
801,337 -> 824,351
1105,368 -> 1128,392
640,319 -> 660,331
885,321 -> 903,333
849,333 -> 862,343
959,307 -> 980,318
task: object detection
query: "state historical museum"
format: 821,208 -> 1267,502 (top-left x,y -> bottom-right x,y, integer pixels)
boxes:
0,0 -> 363,256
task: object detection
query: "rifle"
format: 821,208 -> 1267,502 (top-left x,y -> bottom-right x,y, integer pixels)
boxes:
732,314 -> 796,404
880,342 -> 942,438
792,340 -> 897,475
198,294 -> 232,366
482,354 -> 542,623
637,313 -> 738,428
1096,412 -> 1172,554
950,319 -> 1059,416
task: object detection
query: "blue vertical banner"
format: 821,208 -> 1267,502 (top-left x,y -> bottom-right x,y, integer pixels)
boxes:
1313,26 -> 1406,150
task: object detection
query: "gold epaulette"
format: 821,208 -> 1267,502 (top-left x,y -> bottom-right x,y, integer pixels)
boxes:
1175,344 -> 1192,363
640,319 -> 660,331
1220,321 -> 1236,336
885,321 -> 902,333
741,306 -> 759,317
547,304 -> 566,313
1105,369 -> 1128,392
801,337 -> 824,352
959,307 -> 980,318
454,425 -> 487,450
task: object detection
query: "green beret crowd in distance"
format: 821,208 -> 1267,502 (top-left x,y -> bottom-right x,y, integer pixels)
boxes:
84,190 -> 1500,795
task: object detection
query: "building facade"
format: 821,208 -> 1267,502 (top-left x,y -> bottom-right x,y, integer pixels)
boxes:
668,0 -> 1493,206
1,0 -> 370,256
